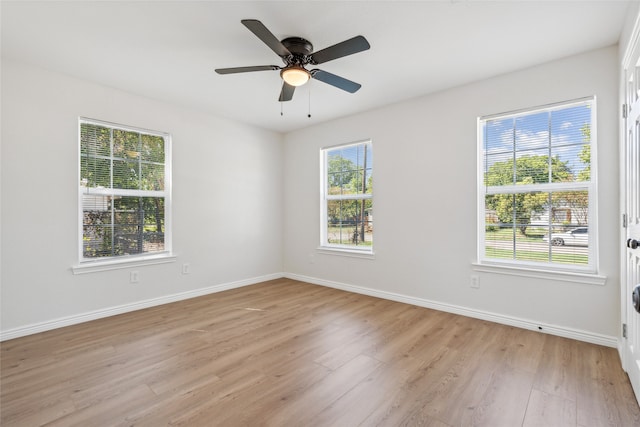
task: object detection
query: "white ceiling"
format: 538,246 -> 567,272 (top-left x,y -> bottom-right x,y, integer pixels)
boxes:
1,1 -> 633,133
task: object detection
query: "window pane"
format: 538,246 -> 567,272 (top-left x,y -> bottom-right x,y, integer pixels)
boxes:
113,159 -> 140,190
485,151 -> 514,186
141,163 -> 165,191
113,196 -> 165,256
485,191 -> 588,265
81,157 -> 110,188
82,195 -> 165,258
484,225 -> 515,261
515,152 -> 550,184
548,191 -> 589,265
550,143 -> 590,183
80,123 -> 110,157
485,117 -> 513,154
82,194 -> 114,258
80,123 -> 111,188
326,143 -> 371,196
550,105 -> 591,146
83,224 -> 113,258
326,199 -> 372,246
141,134 -> 165,163
515,111 -> 548,152
113,129 -> 140,159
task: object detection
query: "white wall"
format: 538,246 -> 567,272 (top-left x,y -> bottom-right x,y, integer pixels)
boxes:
283,46 -> 620,340
620,2 -> 640,60
0,59 -> 284,335
0,45 -> 622,343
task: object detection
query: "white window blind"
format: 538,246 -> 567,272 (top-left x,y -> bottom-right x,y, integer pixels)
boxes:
320,140 -> 373,251
478,98 -> 596,272
79,118 -> 171,261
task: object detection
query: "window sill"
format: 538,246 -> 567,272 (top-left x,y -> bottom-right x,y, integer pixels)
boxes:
471,262 -> 606,286
317,246 -> 375,259
72,253 -> 177,274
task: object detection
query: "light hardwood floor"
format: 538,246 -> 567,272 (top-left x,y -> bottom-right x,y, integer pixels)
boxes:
1,278 -> 639,426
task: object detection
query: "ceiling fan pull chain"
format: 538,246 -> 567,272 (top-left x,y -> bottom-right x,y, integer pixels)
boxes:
281,101 -> 284,116
308,88 -> 311,118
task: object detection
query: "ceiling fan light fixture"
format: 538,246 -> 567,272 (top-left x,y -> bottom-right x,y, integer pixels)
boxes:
281,67 -> 310,86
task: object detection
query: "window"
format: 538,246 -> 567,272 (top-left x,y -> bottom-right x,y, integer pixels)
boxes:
79,118 -> 171,263
478,98 -> 596,273
320,140 -> 373,252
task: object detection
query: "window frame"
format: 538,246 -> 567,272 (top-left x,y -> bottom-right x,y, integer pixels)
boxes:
476,97 -> 599,275
74,117 -> 173,273
319,139 -> 374,255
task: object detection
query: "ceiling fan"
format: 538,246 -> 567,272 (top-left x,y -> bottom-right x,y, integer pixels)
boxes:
215,19 -> 370,102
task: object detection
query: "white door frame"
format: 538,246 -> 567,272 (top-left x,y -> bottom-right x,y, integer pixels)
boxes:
620,9 -> 640,406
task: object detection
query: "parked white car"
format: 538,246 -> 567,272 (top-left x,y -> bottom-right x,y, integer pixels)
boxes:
543,227 -> 588,246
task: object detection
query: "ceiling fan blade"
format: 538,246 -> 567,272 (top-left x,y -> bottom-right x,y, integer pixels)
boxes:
279,82 -> 295,102
310,69 -> 361,93
215,65 -> 280,74
310,35 -> 370,64
215,65 -> 280,75
241,19 -> 291,57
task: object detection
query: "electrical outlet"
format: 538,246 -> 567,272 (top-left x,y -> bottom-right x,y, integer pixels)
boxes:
470,275 -> 480,289
182,263 -> 190,275
130,271 -> 139,283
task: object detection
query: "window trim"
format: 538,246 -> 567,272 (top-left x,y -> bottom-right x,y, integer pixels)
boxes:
476,97 -> 599,275
471,262 -> 606,286
76,117 -> 173,269
71,253 -> 177,275
319,139 -> 374,255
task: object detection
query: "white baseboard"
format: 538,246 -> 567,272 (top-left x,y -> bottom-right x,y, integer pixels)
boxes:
0,273 -> 284,342
284,272 -> 619,348
2,272 -> 619,348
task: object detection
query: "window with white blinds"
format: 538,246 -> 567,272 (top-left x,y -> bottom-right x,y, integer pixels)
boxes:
79,118 -> 171,261
320,140 -> 373,252
478,98 -> 596,272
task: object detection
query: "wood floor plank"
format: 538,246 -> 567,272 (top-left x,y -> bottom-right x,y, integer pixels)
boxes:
46,383 -> 158,427
468,365 -> 535,426
163,367 -> 270,426
523,388 -> 576,427
123,367 -> 267,426
501,325 -> 547,373
320,348 -> 452,426
532,334 -> 579,401
211,361 -> 332,426
575,340 -> 640,426
262,353 -> 382,426
1,278 -> 638,426
400,321 -> 507,426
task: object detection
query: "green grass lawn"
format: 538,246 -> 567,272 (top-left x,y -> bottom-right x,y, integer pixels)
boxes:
485,247 -> 588,265
485,227 -> 546,242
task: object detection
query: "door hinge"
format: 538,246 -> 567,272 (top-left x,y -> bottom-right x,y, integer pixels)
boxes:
623,323 -> 628,339
623,103 -> 628,119
623,213 -> 628,228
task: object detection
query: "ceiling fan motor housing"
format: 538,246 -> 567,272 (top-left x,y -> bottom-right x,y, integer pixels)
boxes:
281,37 -> 313,55
281,37 -> 314,66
